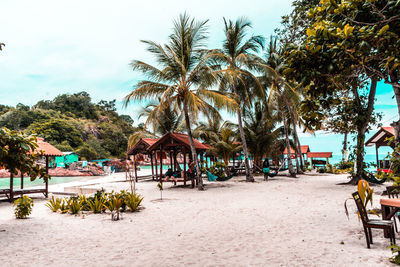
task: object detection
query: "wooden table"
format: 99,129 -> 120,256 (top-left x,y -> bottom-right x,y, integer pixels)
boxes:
380,198 -> 400,237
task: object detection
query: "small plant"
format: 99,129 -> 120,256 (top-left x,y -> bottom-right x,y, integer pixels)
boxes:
60,199 -> 69,214
45,196 -> 61,212
106,195 -> 123,221
125,192 -> 143,212
389,244 -> 400,265
13,196 -> 34,219
67,197 -> 82,215
79,195 -> 91,211
157,182 -> 163,200
89,195 -> 106,213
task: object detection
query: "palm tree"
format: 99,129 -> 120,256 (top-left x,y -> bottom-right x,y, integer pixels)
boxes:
209,18 -> 264,182
243,101 -> 284,171
259,38 -> 305,177
124,14 -> 237,190
194,117 -> 241,172
139,99 -> 184,135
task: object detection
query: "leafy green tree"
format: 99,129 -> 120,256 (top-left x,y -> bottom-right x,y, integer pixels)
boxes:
209,17 -> 264,182
35,92 -> 98,120
120,115 -> 134,125
284,0 -> 388,182
124,13 -> 236,190
76,144 -> 99,161
25,118 -> 83,148
0,128 -> 48,181
98,123 -> 128,158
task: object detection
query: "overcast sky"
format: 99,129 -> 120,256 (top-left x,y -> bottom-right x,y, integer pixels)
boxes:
0,0 -> 397,159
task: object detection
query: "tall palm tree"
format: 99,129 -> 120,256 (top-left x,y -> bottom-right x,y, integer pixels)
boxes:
194,117 -> 241,172
139,99 -> 184,135
259,38 -> 304,177
243,101 -> 284,171
124,14 -> 237,190
209,18 -> 264,182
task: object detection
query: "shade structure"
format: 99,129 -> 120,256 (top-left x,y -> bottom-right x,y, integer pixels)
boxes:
127,138 -> 158,156
307,152 -> 333,158
283,145 -> 310,155
35,138 -> 64,156
365,126 -> 395,169
1,137 -> 63,202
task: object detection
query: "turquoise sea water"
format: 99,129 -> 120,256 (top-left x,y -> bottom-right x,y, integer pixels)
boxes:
0,176 -> 94,190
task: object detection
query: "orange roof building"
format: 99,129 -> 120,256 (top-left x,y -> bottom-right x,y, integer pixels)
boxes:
283,145 -> 310,155
365,126 -> 395,169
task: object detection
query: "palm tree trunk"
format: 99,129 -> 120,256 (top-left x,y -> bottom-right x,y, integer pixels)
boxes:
292,121 -> 304,174
282,110 -> 296,177
233,87 -> 254,182
236,106 -> 254,182
183,101 -> 204,190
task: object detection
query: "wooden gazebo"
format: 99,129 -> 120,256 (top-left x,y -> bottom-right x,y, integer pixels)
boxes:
0,137 -> 64,201
307,152 -> 333,168
147,132 -> 208,188
283,145 -> 310,160
127,138 -> 158,181
365,126 -> 395,169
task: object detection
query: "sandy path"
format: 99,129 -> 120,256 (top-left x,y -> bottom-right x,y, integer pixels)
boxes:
0,173 -> 395,266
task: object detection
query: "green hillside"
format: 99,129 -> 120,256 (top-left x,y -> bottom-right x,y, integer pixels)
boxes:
0,92 -> 135,160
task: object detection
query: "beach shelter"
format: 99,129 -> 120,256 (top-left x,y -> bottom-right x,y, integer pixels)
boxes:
0,137 -> 64,201
127,138 -> 158,181
365,126 -> 395,170
147,132 -> 208,188
283,145 -> 310,160
307,152 -> 333,169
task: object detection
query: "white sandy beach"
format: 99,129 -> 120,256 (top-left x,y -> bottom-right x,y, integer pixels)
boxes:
0,172 -> 395,266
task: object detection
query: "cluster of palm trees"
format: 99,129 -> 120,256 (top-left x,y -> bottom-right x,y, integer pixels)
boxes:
124,13 -> 305,189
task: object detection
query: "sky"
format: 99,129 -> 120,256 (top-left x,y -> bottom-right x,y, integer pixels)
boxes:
0,0 -> 398,160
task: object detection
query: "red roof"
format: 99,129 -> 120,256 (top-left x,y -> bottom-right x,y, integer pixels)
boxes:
127,138 -> 158,155
365,126 -> 395,147
35,138 -> 64,156
382,127 -> 395,135
283,145 -> 310,154
148,132 -> 208,151
307,152 -> 332,158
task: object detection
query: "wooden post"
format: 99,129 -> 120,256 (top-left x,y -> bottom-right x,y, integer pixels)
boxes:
183,146 -> 187,187
169,150 -> 173,169
376,145 -> 380,169
150,153 -> 154,180
21,172 -> 24,190
10,173 -> 14,202
200,153 -> 204,169
45,156 -> 49,198
155,151 -> 158,181
134,155 -> 138,182
160,146 -> 163,183
173,149 -> 177,172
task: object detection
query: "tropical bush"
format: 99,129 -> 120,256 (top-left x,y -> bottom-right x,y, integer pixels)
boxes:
67,197 -> 82,214
45,196 -> 62,212
59,199 -> 69,213
125,192 -> 144,212
207,162 -> 228,179
89,195 -> 106,214
46,189 -> 143,219
389,244 -> 400,265
13,196 -> 34,219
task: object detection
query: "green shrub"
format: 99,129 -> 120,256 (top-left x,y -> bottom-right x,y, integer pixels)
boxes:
125,192 -> 143,212
78,195 -> 91,211
389,244 -> 400,265
67,197 -> 82,214
60,199 -> 69,213
45,196 -> 61,212
335,161 -> 354,170
89,195 -> 106,213
13,196 -> 34,219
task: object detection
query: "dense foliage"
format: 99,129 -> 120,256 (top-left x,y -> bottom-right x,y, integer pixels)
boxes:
0,92 -> 134,160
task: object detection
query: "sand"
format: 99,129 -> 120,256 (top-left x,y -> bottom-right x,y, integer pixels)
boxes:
0,172 -> 395,266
